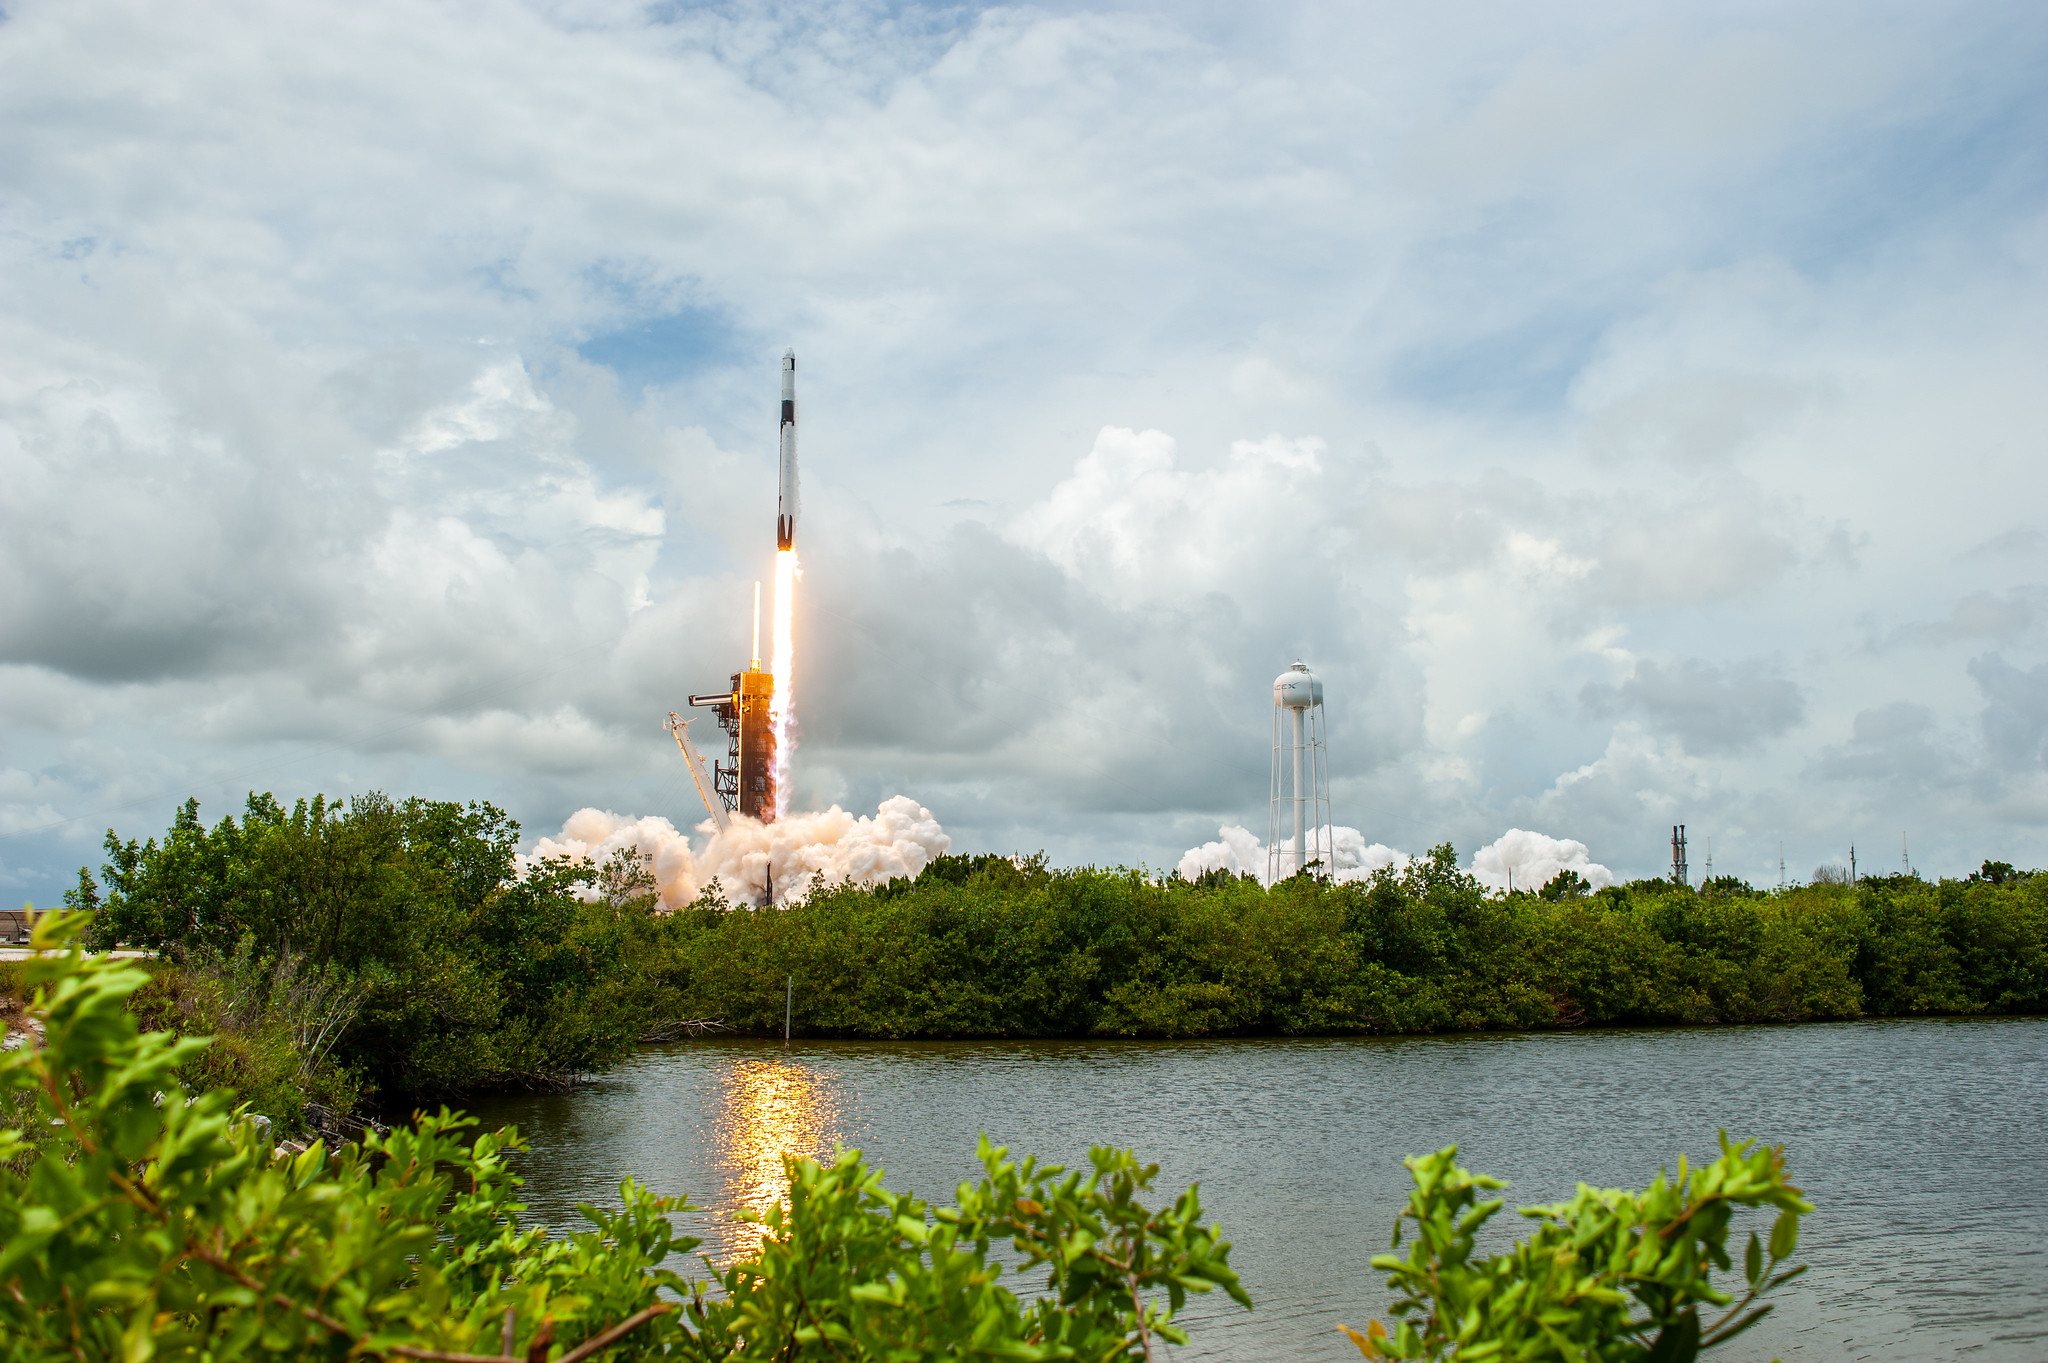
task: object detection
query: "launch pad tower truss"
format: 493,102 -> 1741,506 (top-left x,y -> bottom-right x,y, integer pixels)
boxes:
683,677 -> 744,816
687,667 -> 778,823
1268,661 -> 1331,883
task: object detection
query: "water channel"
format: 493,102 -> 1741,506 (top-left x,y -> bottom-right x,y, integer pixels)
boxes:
467,1017 -> 2048,1360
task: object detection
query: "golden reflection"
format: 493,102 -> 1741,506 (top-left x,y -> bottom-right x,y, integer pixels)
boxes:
709,1056 -> 841,1260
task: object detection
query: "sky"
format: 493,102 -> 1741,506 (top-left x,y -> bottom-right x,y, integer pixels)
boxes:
3,0 -> 2046,901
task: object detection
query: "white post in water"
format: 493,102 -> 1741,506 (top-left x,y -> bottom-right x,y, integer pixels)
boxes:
784,974 -> 792,1043
1267,661 -> 1331,883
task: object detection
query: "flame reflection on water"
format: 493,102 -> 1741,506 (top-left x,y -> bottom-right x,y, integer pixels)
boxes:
708,1056 -> 842,1259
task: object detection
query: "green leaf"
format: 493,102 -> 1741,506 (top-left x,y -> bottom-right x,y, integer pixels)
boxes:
1644,1309 -> 1700,1363
1769,1209 -> 1799,1260
1744,1231 -> 1762,1287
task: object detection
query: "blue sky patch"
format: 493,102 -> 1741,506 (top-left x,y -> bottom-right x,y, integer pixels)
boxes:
577,307 -> 736,396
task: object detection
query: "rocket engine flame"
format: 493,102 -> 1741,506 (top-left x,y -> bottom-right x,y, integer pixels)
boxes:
770,547 -> 797,818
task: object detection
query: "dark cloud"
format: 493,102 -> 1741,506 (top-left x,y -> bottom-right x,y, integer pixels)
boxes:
1971,654 -> 2048,772
1811,702 -> 1951,786
1580,657 -> 1803,754
0,367 -> 365,683
1873,588 -> 2041,651
1582,370 -> 1811,466
1958,525 -> 2042,561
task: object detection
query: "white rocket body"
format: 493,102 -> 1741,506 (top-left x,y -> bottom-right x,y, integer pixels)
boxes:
776,349 -> 798,550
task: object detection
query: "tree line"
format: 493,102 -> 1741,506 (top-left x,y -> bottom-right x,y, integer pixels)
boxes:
47,790 -> 2048,1128
656,847 -> 2046,1038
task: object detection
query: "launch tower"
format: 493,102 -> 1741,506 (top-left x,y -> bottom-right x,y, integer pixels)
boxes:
686,583 -> 778,823
1267,661 -> 1331,882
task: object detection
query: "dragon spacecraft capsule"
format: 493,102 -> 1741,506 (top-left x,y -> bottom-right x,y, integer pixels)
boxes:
776,349 -> 799,550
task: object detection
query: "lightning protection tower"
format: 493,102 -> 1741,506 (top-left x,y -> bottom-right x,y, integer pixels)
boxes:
1267,661 -> 1331,883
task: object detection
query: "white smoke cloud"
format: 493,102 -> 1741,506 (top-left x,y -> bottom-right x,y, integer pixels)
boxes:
521,795 -> 951,910
1175,825 -> 1266,882
1468,829 -> 1615,894
695,796 -> 950,907
1178,823 -> 1614,895
523,809 -> 702,911
1177,824 -> 1410,885
1326,827 -> 1415,880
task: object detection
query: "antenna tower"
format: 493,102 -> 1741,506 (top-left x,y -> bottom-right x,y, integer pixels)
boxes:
1670,825 -> 1689,885
1267,661 -> 1331,883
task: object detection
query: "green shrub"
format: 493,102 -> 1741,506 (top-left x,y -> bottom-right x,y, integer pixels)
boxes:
76,792 -> 662,1102
1343,1138 -> 1809,1361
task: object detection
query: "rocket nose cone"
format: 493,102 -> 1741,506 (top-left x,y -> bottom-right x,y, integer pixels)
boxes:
782,348 -> 795,365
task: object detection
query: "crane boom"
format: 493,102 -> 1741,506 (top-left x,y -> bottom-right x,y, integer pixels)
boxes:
666,712 -> 731,834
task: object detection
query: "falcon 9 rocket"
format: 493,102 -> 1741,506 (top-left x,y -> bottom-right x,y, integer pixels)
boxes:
776,349 -> 798,550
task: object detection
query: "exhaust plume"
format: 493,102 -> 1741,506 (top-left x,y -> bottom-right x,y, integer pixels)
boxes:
522,795 -> 950,909
1178,824 -> 1408,884
1178,824 -> 1613,893
770,548 -> 798,817
1468,829 -> 1614,893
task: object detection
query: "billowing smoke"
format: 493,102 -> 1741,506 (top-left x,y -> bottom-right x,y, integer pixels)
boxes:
522,795 -> 951,909
524,810 -> 702,910
1177,824 -> 1613,893
1468,829 -> 1615,893
694,797 -> 949,906
1176,824 -> 1410,885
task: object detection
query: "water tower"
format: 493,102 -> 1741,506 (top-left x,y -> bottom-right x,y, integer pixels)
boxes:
1267,661 -> 1331,882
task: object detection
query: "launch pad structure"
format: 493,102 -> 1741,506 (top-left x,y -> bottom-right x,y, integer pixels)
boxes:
676,663 -> 776,823
682,588 -> 778,824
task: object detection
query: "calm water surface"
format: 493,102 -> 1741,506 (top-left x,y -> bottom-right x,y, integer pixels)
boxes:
467,1018 -> 2047,1360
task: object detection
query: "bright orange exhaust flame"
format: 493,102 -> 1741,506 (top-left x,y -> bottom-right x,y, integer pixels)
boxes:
769,548 -> 797,817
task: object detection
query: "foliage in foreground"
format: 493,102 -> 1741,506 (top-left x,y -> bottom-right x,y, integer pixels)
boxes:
1342,1141 -> 1809,1362
0,911 -> 1248,1362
